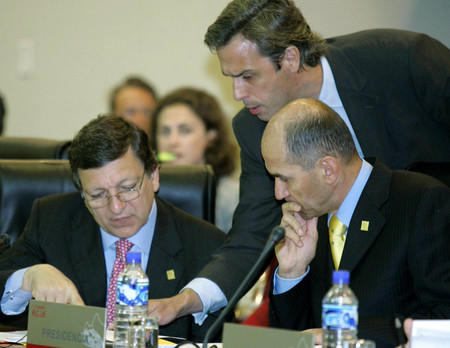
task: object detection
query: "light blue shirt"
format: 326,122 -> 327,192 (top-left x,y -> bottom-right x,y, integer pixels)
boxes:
273,159 -> 373,294
1,200 -> 157,314
319,56 -> 364,159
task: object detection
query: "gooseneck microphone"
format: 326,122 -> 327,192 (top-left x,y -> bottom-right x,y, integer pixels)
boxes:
202,226 -> 285,347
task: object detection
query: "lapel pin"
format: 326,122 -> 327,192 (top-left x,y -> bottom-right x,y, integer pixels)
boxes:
166,269 -> 175,280
361,221 -> 370,231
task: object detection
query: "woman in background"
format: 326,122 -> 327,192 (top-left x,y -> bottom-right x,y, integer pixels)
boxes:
150,87 -> 239,233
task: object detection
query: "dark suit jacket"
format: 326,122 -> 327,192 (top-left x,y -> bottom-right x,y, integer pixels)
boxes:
0,193 -> 226,342
269,159 -> 450,347
197,29 -> 450,302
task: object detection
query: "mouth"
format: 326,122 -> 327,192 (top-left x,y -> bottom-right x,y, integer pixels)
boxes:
248,106 -> 262,116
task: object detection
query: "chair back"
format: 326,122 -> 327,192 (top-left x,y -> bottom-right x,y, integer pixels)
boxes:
0,136 -> 71,159
0,160 -> 216,244
406,161 -> 450,187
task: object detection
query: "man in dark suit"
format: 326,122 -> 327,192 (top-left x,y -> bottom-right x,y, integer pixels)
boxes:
0,115 -> 226,342
262,98 -> 450,347
148,0 -> 450,333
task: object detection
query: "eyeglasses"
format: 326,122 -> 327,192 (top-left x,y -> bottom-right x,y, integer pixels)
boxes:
82,172 -> 146,209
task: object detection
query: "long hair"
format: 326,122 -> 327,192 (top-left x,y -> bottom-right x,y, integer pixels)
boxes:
151,87 -> 238,177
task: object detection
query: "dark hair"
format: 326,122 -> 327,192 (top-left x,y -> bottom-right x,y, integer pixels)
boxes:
109,76 -> 158,112
204,0 -> 327,70
283,99 -> 357,171
69,114 -> 158,189
150,87 -> 238,177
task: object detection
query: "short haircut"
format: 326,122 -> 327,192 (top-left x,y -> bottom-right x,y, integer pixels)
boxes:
204,0 -> 327,70
109,76 -> 157,112
69,114 -> 158,189
283,99 -> 357,171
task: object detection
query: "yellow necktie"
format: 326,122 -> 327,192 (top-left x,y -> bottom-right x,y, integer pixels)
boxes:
329,215 -> 347,269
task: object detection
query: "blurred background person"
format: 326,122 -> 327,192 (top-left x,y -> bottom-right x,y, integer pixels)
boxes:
109,76 -> 158,135
150,87 -> 239,233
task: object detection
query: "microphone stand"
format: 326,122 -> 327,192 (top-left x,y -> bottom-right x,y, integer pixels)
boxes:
202,226 -> 285,347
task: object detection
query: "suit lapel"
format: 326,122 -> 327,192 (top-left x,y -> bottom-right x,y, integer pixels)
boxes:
326,45 -> 393,166
146,198 -> 185,300
65,206 -> 107,306
340,160 -> 391,272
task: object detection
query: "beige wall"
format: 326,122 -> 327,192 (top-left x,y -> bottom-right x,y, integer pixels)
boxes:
0,0 -> 448,139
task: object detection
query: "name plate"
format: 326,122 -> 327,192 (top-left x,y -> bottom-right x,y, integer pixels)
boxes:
222,323 -> 314,348
27,299 -> 106,348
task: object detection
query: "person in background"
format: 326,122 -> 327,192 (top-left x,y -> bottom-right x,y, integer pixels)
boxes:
262,98 -> 450,347
109,76 -> 158,135
147,0 -> 450,335
0,114 -> 226,341
150,87 -> 239,233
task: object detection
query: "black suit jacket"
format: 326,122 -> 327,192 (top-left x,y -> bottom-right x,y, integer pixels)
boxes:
197,29 -> 450,302
0,193 -> 226,342
269,160 -> 450,347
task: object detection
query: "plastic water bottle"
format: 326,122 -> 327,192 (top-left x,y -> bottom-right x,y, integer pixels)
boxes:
322,270 -> 358,348
113,252 -> 149,348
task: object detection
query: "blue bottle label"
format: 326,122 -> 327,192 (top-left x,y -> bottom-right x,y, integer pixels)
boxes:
116,283 -> 149,306
322,304 -> 358,330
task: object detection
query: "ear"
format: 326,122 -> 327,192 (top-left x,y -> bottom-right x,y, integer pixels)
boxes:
206,129 -> 218,144
281,46 -> 301,73
150,166 -> 160,193
319,156 -> 339,184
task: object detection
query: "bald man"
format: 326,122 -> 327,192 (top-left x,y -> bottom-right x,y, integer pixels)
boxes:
261,98 -> 450,348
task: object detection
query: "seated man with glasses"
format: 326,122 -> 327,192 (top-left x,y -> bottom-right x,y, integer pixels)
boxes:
0,114 -> 226,342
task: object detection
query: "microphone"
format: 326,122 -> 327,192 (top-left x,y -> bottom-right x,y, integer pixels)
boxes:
202,226 -> 285,346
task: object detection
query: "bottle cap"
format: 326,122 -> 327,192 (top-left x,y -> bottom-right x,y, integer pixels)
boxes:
332,270 -> 350,284
126,251 -> 142,264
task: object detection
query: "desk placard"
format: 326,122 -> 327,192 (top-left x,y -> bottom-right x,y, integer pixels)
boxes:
222,322 -> 314,348
27,299 -> 106,348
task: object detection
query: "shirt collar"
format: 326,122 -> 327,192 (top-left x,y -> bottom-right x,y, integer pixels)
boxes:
328,159 -> 373,228
318,56 -> 343,108
101,199 -> 157,254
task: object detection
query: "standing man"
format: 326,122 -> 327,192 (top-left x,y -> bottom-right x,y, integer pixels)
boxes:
109,76 -> 158,135
148,0 -> 450,330
262,98 -> 450,347
0,115 -> 226,341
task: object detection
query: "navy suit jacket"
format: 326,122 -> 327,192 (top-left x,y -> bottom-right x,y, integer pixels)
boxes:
269,159 -> 450,347
0,193 -> 226,341
197,29 -> 450,301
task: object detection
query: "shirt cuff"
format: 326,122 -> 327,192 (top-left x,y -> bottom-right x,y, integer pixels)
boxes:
1,268 -> 32,315
273,265 -> 310,295
182,278 -> 227,325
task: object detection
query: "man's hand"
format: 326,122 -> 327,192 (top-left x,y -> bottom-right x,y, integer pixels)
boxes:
276,201 -> 319,279
147,289 -> 203,326
22,264 -> 84,305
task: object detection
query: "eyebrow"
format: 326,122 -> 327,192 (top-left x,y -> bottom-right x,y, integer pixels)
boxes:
86,177 -> 137,194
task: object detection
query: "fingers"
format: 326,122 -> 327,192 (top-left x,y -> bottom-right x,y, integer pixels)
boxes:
24,264 -> 84,305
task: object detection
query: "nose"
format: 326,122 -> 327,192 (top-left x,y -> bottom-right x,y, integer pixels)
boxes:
168,132 -> 180,147
232,78 -> 247,101
274,179 -> 289,201
108,195 -> 127,214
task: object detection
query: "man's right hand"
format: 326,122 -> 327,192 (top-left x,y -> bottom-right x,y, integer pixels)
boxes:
276,201 -> 319,279
22,264 -> 84,305
147,289 -> 203,326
